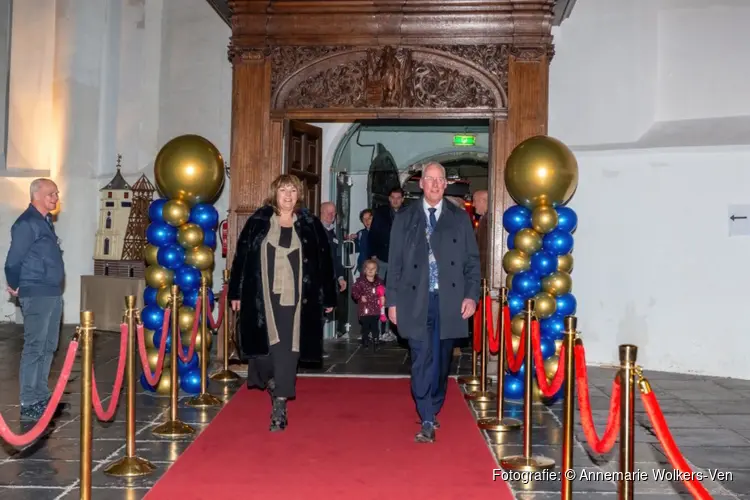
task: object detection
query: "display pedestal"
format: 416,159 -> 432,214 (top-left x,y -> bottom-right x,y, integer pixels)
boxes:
80,275 -> 146,332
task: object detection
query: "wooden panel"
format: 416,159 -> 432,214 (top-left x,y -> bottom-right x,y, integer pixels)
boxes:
489,118 -> 508,290
286,121 -> 323,215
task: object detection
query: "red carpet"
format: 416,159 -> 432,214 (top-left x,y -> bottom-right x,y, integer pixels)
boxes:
146,377 -> 514,500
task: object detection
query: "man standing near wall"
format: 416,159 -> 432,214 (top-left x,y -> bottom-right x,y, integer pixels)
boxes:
4,178 -> 66,421
472,189 -> 489,276
386,163 -> 481,443
320,202 -> 347,352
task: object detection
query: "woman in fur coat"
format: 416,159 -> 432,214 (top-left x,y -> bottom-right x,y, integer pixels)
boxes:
228,174 -> 337,431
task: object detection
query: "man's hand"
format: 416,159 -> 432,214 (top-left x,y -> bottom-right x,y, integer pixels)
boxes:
325,307 -> 333,313
338,278 -> 347,292
231,300 -> 240,312
6,286 -> 18,297
388,306 -> 397,325
461,298 -> 477,319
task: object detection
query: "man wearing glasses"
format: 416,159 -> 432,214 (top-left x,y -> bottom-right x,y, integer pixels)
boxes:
4,178 -> 66,421
385,162 -> 481,443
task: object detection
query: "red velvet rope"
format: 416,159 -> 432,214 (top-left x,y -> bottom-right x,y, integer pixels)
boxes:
137,309 -> 170,385
575,343 -> 620,454
175,295 -> 202,363
504,307 -> 524,373
531,319 -> 565,397
472,299 -> 482,352
0,340 -> 79,447
486,297 -> 498,353
207,285 -> 227,330
640,389 -> 713,499
91,322 -> 128,421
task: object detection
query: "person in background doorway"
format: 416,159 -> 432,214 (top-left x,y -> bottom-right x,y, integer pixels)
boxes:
4,178 -> 66,421
472,189 -> 489,275
346,208 -> 373,275
350,259 -> 385,349
386,162 -> 481,443
320,201 -> 347,293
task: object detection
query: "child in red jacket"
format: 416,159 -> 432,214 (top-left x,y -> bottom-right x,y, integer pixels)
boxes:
351,259 -> 385,348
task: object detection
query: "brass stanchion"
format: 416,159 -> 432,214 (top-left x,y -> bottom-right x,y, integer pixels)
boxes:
187,278 -> 223,408
210,269 -> 240,383
465,279 -> 496,408
104,296 -> 156,477
618,344 -> 638,500
560,316 -> 578,500
79,311 -> 94,500
500,298 -> 555,471
478,286 -> 521,433
153,285 -> 196,437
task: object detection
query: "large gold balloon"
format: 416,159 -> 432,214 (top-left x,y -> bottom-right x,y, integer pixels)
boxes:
514,228 -> 543,254
533,292 -> 557,319
185,246 -> 214,271
504,135 -> 579,209
531,205 -> 559,234
162,199 -> 190,227
178,306 -> 196,333
154,135 -> 225,206
544,355 -> 560,379
154,369 -> 172,395
156,286 -> 182,309
542,271 -> 572,296
201,269 -> 213,288
146,348 -> 170,372
144,245 -> 159,266
502,249 -> 530,275
557,254 -> 574,273
510,313 -> 526,337
177,223 -> 204,249
145,265 -> 173,289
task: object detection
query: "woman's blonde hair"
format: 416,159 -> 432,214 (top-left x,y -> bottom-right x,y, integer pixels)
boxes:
266,174 -> 305,213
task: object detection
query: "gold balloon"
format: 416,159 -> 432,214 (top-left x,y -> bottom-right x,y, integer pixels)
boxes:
506,273 -> 514,290
510,313 -> 526,337
154,134 -> 225,206
156,286 -> 182,309
505,135 -> 579,209
144,329 -> 156,349
542,271 -> 572,296
146,348 -> 170,372
502,249 -> 530,275
531,205 -> 559,234
162,199 -> 190,227
544,355 -> 560,379
177,223 -> 204,249
155,369 -> 171,395
558,254 -> 574,273
178,306 -> 196,333
185,246 -> 214,271
554,339 -> 563,356
182,330 -> 212,352
201,269 -> 213,288
145,265 -> 174,289
144,245 -> 159,266
514,228 -> 543,255
533,292 -> 557,319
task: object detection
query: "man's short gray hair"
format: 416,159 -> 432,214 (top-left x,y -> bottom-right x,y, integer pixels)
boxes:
422,162 -> 446,178
29,178 -> 50,200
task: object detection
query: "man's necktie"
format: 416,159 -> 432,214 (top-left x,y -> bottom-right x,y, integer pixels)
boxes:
428,208 -> 437,230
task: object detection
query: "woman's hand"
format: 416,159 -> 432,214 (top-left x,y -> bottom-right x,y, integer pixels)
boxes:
324,307 -> 333,313
231,300 -> 241,312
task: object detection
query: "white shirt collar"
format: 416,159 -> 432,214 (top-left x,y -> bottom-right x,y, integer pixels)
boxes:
423,197 -> 444,221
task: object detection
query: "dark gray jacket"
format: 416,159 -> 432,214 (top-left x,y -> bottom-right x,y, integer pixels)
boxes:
386,197 -> 480,340
4,205 -> 65,297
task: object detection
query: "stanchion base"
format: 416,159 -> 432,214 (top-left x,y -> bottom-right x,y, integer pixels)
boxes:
152,419 -> 196,438
210,369 -> 241,383
103,455 -> 157,477
465,390 -> 496,402
458,375 -> 481,386
186,392 -> 223,408
477,416 -> 522,432
500,455 -> 556,472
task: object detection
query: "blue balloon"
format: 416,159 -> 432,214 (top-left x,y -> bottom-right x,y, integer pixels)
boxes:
530,251 -> 558,276
502,205 -> 531,233
178,351 -> 199,375
540,314 -> 565,339
503,373 -> 525,401
143,287 -> 158,306
543,230 -> 574,256
179,368 -> 202,394
175,265 -> 202,292
556,206 -> 578,233
148,199 -> 168,223
153,328 -> 172,353
513,270 -> 542,299
190,203 -> 220,230
507,232 -> 515,250
146,222 -> 177,247
142,305 -> 165,331
203,230 -> 217,249
140,373 -> 157,392
507,291 -> 524,318
183,287 -> 215,309
539,335 -> 556,359
556,293 -> 577,317
157,244 -> 186,270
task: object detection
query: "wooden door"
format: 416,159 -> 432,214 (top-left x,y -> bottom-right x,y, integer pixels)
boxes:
285,121 -> 323,215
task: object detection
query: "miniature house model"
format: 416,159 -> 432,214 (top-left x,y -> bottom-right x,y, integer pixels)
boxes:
93,155 -> 156,278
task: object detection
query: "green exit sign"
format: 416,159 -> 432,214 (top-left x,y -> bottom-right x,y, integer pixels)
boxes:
453,134 -> 476,146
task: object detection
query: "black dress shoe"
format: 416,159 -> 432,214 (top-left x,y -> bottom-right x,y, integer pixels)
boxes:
415,422 -> 435,443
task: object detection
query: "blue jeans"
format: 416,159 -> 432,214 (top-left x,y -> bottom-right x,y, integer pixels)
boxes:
19,296 -> 63,407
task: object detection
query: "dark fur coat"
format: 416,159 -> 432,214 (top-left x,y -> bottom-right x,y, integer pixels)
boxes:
228,205 -> 337,364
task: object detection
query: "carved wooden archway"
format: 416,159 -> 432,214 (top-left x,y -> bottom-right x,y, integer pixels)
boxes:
226,0 -> 553,290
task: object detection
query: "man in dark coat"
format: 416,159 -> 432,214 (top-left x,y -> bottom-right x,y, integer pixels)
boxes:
368,187 -> 404,282
386,162 -> 481,443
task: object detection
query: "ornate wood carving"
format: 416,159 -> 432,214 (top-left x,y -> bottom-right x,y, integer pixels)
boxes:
271,45 -> 508,111
510,45 -> 556,63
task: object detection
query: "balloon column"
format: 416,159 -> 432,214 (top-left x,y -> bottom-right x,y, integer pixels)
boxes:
500,136 -> 578,404
140,135 -> 225,395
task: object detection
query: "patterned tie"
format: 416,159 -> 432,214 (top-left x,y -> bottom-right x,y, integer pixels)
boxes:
427,208 -> 438,291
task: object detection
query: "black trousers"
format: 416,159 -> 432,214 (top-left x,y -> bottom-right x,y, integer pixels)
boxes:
408,292 -> 454,423
359,315 -> 380,343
